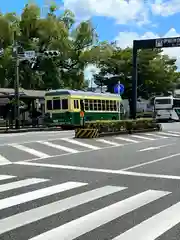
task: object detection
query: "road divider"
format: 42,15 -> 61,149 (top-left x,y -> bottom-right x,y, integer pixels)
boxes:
75,119 -> 162,139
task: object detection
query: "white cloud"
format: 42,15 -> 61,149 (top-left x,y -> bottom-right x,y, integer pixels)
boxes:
151,0 -> 180,16
63,0 -> 150,25
115,28 -> 180,68
63,0 -> 180,26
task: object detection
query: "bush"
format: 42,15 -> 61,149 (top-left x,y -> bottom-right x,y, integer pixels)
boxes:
84,118 -> 159,133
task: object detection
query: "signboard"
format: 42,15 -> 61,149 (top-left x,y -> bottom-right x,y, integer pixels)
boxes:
24,51 -> 35,59
155,37 -> 180,48
80,111 -> 84,117
114,83 -> 124,95
134,37 -> 180,49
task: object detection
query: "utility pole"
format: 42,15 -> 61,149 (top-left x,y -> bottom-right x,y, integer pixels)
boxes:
12,31 -> 20,129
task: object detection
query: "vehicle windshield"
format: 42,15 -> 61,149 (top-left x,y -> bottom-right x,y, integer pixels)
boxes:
155,99 -> 171,105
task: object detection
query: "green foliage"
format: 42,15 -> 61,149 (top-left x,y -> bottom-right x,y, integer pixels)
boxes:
0,4 -> 112,90
94,46 -> 180,99
0,3 -> 179,94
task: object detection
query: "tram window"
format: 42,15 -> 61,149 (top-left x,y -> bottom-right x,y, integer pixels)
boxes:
62,99 -> 68,109
47,100 -> 52,110
94,100 -> 98,110
89,100 -> 93,110
74,100 -> 79,109
53,99 -> 61,110
102,100 -> 106,110
110,100 -> 114,111
84,99 -> 89,110
98,100 -> 102,110
106,100 -> 110,111
114,101 -> 117,111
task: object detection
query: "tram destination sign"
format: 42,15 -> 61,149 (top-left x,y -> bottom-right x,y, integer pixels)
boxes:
134,37 -> 180,49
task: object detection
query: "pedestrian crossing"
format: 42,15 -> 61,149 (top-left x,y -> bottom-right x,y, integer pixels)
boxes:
0,173 -> 180,239
0,131 -> 179,165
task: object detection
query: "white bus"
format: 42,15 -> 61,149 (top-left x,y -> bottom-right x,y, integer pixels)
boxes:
154,96 -> 180,121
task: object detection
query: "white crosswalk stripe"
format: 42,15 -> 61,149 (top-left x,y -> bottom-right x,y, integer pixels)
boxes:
10,144 -> 50,158
1,174 -> 180,239
158,132 -> 180,137
0,132 -> 174,163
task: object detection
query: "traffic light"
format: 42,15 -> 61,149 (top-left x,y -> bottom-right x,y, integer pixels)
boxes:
44,51 -> 60,57
80,100 -> 85,112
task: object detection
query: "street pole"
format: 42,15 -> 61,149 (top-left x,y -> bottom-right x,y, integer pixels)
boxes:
13,31 -> 20,129
15,57 -> 20,129
118,81 -> 121,120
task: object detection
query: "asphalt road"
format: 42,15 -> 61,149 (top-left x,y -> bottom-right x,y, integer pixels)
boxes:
1,123 -> 180,239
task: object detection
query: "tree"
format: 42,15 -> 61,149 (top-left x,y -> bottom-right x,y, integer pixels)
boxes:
0,3 -> 112,90
94,46 -> 179,99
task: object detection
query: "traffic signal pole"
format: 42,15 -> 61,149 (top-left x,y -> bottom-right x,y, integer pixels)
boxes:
15,57 -> 20,129
12,31 -> 20,129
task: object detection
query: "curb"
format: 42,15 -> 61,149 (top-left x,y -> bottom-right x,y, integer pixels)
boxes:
0,127 -> 63,134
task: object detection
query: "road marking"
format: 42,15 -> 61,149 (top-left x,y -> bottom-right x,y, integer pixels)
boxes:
0,185 -> 125,235
0,175 -> 16,181
157,132 -> 180,137
61,138 -> 101,150
144,133 -> 168,138
0,178 -> 49,193
130,135 -> 155,140
14,161 -> 121,173
138,143 -> 174,152
14,161 -> 180,180
96,139 -> 122,146
29,190 -> 170,240
0,181 -> 87,211
10,144 -> 50,158
0,154 -> 11,165
37,141 -> 79,153
0,135 -> 75,147
113,200 -> 180,240
16,161 -> 180,180
114,137 -> 139,143
118,171 -> 180,180
168,131 -> 180,134
121,152 -> 180,171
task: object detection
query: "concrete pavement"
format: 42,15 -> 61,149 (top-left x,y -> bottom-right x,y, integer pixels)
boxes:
1,123 -> 180,239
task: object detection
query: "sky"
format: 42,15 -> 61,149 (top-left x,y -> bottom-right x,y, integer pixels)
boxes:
1,0 -> 180,82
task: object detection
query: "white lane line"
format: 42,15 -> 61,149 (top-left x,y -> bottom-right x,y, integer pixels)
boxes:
61,138 -> 101,150
0,185 -> 126,235
113,200 -> 180,240
10,144 -> 50,158
0,154 -> 11,165
29,190 -> 170,240
138,143 -> 174,152
0,181 -> 87,211
0,175 -> 16,181
121,152 -> 180,171
157,132 -> 180,137
37,141 -> 79,154
130,135 -> 155,140
0,178 -> 49,193
114,137 -> 139,143
144,133 -> 168,139
96,139 -> 122,146
118,171 -> 180,180
14,161 -> 180,180
168,131 -> 180,134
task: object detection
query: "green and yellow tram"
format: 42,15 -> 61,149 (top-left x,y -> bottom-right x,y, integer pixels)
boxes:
44,89 -> 123,127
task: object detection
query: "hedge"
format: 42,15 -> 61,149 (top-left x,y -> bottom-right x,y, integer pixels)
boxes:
84,118 -> 161,134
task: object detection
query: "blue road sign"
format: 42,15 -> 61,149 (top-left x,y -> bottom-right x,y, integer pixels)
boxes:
114,83 -> 124,95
